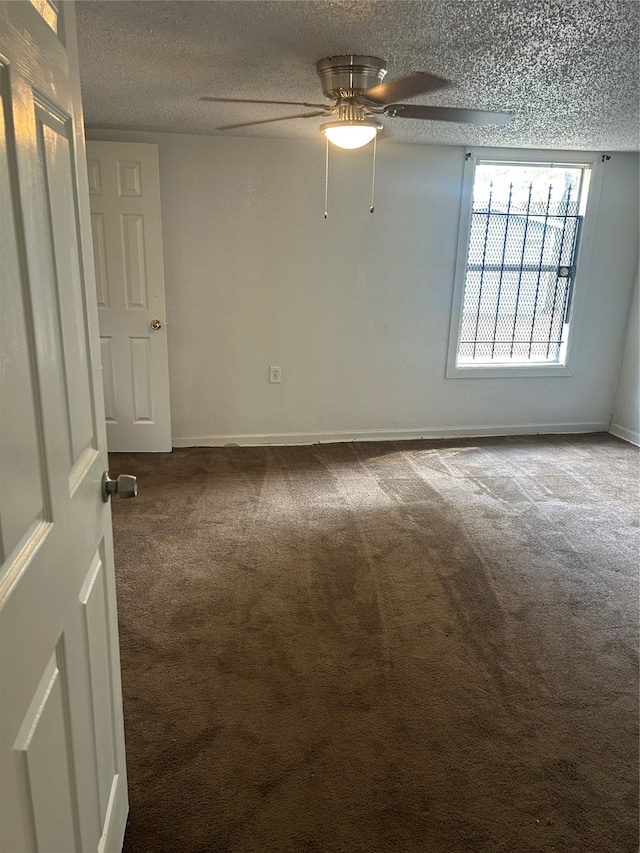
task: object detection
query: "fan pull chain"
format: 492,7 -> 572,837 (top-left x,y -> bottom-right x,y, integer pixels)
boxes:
370,134 -> 377,214
324,137 -> 330,218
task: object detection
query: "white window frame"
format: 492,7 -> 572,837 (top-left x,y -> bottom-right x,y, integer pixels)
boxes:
446,147 -> 605,379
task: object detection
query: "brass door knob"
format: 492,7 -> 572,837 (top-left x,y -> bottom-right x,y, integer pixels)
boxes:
150,319 -> 163,330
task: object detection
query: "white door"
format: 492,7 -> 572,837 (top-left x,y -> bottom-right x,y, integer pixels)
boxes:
0,3 -> 128,851
87,141 -> 172,452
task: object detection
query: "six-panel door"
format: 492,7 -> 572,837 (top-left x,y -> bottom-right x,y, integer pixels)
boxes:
87,141 -> 172,452
0,3 -> 128,851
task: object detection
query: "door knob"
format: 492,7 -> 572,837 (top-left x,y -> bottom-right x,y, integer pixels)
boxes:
102,472 -> 138,502
150,319 -> 162,330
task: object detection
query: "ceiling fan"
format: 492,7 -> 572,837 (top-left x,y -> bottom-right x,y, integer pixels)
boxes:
201,55 -> 513,149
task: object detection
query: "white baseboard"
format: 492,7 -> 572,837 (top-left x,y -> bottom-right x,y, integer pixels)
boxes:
172,422 -> 610,448
608,422 -> 640,447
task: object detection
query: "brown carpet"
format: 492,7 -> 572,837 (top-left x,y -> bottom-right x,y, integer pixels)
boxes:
109,433 -> 639,853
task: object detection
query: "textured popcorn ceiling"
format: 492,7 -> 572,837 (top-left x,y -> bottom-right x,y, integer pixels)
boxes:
75,0 -> 639,151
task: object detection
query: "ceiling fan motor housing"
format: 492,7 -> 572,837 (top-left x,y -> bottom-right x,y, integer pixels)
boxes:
316,55 -> 387,100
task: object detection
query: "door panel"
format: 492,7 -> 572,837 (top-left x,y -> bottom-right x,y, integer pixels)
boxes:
37,103 -> 97,466
14,650 -> 80,853
0,3 -> 128,851
0,74 -> 49,564
79,547 -> 118,827
130,337 -> 154,421
117,160 -> 142,197
122,214 -> 148,308
87,140 -> 172,451
92,213 -> 110,307
100,337 -> 118,423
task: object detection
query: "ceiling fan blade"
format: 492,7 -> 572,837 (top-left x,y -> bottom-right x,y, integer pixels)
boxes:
217,110 -> 329,131
384,104 -> 514,125
201,96 -> 329,109
361,72 -> 450,105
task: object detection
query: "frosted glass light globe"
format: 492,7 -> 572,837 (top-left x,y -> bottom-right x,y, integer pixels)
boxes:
321,120 -> 381,149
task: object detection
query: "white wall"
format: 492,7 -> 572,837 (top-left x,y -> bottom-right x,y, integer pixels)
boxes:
610,267 -> 640,445
86,130 -> 639,445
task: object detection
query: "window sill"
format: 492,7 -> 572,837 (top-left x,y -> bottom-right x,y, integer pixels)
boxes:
446,362 -> 574,379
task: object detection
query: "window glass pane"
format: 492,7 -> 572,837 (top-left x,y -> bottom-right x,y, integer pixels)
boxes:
29,0 -> 58,33
456,161 -> 588,367
473,164 -> 583,215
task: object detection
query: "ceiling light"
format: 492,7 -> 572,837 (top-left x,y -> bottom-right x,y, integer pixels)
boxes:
320,119 -> 382,150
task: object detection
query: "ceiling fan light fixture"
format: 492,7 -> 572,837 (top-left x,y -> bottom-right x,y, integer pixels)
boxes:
320,119 -> 382,149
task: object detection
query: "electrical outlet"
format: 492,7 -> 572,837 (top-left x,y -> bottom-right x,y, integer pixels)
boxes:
269,365 -> 281,384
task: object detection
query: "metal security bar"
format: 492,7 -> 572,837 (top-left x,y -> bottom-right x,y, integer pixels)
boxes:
458,180 -> 582,363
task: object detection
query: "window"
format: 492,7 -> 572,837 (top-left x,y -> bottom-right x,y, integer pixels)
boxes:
447,150 -> 603,378
29,0 -> 59,34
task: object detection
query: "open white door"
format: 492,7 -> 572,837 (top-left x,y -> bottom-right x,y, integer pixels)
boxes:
0,3 -> 128,851
86,141 -> 172,452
